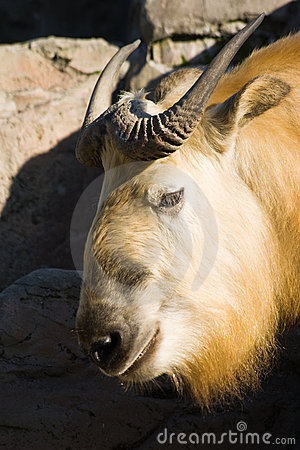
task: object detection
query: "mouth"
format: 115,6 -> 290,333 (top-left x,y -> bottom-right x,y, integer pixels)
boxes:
119,328 -> 160,378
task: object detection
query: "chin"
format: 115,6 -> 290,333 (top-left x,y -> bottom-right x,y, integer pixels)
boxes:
119,332 -> 166,383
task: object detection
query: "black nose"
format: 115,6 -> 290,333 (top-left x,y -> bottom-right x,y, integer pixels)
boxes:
89,331 -> 122,372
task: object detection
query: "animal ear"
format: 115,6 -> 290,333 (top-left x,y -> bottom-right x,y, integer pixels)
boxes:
202,75 -> 290,152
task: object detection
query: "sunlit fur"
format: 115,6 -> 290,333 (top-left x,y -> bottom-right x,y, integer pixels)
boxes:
78,34 -> 300,409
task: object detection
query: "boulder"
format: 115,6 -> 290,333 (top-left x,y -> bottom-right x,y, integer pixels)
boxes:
0,269 -> 178,449
129,0 -> 293,42
152,36 -> 216,67
126,59 -> 173,92
30,36 -> 121,75
0,269 -> 299,448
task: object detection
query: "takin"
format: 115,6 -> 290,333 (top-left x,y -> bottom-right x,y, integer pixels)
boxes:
75,15 -> 299,408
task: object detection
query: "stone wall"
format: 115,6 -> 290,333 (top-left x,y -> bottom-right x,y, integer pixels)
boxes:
0,37 -> 122,290
127,0 -> 300,89
130,0 -> 291,42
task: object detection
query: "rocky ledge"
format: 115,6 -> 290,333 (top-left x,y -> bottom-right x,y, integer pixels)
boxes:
0,269 -> 299,449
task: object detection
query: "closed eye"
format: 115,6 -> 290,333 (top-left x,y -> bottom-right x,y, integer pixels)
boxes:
159,188 -> 184,208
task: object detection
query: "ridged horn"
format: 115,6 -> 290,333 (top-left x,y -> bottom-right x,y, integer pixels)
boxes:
76,14 -> 264,166
76,39 -> 141,167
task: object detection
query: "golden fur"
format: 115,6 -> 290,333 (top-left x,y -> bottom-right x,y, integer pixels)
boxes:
78,34 -> 300,409
155,33 -> 300,323
150,35 -> 299,406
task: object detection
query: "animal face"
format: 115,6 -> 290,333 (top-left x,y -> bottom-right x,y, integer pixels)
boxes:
75,149 -> 276,402
76,160 -> 217,382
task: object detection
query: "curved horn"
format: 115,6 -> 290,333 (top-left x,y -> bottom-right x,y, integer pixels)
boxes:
110,13 -> 265,160
76,39 -> 141,166
76,14 -> 264,165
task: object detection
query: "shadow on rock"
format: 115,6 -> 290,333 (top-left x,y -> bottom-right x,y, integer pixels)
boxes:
0,131 -> 101,291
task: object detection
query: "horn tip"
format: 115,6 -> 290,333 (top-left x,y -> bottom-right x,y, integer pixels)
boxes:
251,13 -> 265,29
129,39 -> 142,52
257,12 -> 265,23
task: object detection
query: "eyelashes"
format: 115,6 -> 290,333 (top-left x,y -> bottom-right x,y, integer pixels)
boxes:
159,188 -> 184,208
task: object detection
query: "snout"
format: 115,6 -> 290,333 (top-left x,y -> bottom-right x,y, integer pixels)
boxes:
77,315 -> 160,378
89,328 -> 160,378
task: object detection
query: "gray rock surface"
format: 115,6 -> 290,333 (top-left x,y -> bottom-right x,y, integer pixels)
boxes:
0,269 -> 299,449
127,1 -> 300,89
152,36 -> 216,66
129,0 -> 291,42
0,269 -> 177,449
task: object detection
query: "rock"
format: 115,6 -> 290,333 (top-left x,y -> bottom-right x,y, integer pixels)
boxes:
0,269 -> 299,448
0,36 -> 129,291
0,0 -> 131,44
127,59 -> 172,92
130,0 -> 289,42
202,0 -> 286,24
116,40 -> 172,98
30,37 -> 121,74
0,91 -> 16,118
219,20 -> 249,35
128,1 -> 300,91
0,43 -> 70,93
152,37 -> 217,66
0,269 -> 177,449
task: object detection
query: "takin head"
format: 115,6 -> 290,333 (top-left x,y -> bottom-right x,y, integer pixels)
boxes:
74,15 -> 297,408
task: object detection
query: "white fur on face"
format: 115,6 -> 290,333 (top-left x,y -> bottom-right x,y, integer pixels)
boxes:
78,138 -> 281,393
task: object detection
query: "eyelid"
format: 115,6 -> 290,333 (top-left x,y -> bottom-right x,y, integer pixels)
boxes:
159,188 -> 184,208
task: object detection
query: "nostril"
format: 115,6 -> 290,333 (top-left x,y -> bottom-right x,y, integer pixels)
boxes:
90,331 -> 122,368
90,336 -> 111,363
